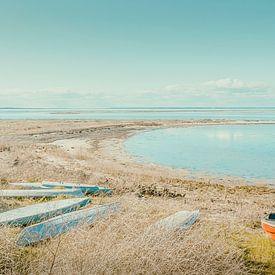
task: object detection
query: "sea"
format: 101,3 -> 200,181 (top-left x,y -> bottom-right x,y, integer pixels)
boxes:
1,107 -> 275,120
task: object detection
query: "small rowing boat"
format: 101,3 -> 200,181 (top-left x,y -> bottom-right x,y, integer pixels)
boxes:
9,182 -> 48,189
42,181 -> 111,194
17,202 -> 119,246
0,197 -> 90,226
0,189 -> 83,197
261,213 -> 275,240
153,210 -> 199,230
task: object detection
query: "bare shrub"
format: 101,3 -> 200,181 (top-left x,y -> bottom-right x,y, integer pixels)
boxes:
0,144 -> 11,152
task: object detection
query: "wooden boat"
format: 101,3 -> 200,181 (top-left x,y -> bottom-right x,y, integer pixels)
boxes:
9,182 -> 49,189
0,189 -> 84,197
153,210 -> 199,230
42,181 -> 111,194
17,202 -> 119,246
261,213 -> 275,240
0,197 -> 90,226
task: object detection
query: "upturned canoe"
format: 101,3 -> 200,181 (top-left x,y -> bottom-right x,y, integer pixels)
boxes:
9,182 -> 48,189
17,202 -> 119,246
153,210 -> 199,230
0,197 -> 90,226
0,189 -> 84,197
42,181 -> 111,194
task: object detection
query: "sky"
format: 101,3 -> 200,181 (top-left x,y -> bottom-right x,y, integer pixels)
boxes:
0,0 -> 275,107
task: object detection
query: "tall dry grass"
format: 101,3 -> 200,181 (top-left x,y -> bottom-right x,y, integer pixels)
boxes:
0,227 -> 38,274
0,196 -> 248,274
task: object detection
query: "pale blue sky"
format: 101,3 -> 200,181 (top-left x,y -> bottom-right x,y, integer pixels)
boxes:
0,0 -> 275,107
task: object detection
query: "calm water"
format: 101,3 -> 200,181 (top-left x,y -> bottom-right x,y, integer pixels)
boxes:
125,124 -> 275,183
1,107 -> 275,120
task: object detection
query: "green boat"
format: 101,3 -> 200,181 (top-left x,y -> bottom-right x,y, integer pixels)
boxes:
0,197 -> 90,226
42,181 -> 112,194
0,189 -> 84,197
17,202 -> 119,246
153,210 -> 199,230
9,182 -> 49,189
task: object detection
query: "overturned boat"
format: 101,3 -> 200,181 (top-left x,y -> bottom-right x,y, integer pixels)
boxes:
0,197 -> 90,226
17,202 -> 119,246
153,210 -> 199,230
0,188 -> 84,198
42,181 -> 111,194
9,182 -> 49,189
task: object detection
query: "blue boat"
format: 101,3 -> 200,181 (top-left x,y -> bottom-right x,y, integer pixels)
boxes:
9,182 -> 49,189
17,203 -> 119,246
153,210 -> 199,230
0,189 -> 84,197
42,181 -> 112,194
0,197 -> 90,226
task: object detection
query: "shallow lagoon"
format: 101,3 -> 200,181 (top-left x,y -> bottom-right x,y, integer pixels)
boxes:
125,124 -> 275,183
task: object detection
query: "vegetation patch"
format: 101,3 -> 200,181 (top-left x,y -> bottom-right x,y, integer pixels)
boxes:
241,232 -> 275,274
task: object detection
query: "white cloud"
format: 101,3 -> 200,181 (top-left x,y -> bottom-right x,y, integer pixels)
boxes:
137,78 -> 275,106
0,78 -> 274,108
203,78 -> 267,92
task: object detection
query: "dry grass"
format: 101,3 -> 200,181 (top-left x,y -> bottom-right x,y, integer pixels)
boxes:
74,150 -> 91,161
0,227 -> 37,274
241,233 -> 275,274
0,196 -> 249,274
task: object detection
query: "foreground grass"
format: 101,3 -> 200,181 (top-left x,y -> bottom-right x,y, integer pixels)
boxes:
2,196 -> 273,274
0,192 -> 273,274
241,233 -> 275,274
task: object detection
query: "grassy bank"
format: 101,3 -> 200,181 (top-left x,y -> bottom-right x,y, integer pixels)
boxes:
0,195 -> 274,274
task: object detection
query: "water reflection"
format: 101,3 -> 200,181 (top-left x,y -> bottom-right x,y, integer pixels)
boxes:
125,124 -> 275,182
207,131 -> 243,141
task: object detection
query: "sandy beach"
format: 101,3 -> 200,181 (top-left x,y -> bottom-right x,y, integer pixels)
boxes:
0,119 -> 274,273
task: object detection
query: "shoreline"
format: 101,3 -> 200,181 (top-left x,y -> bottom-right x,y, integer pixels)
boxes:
107,135 -> 275,188
100,120 -> 275,188
0,119 -> 275,188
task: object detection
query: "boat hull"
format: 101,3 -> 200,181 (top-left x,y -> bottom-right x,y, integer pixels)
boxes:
8,182 -> 49,189
0,189 -> 84,197
0,198 -> 90,226
17,202 -> 119,246
153,210 -> 199,230
261,221 -> 275,240
42,181 -> 111,194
